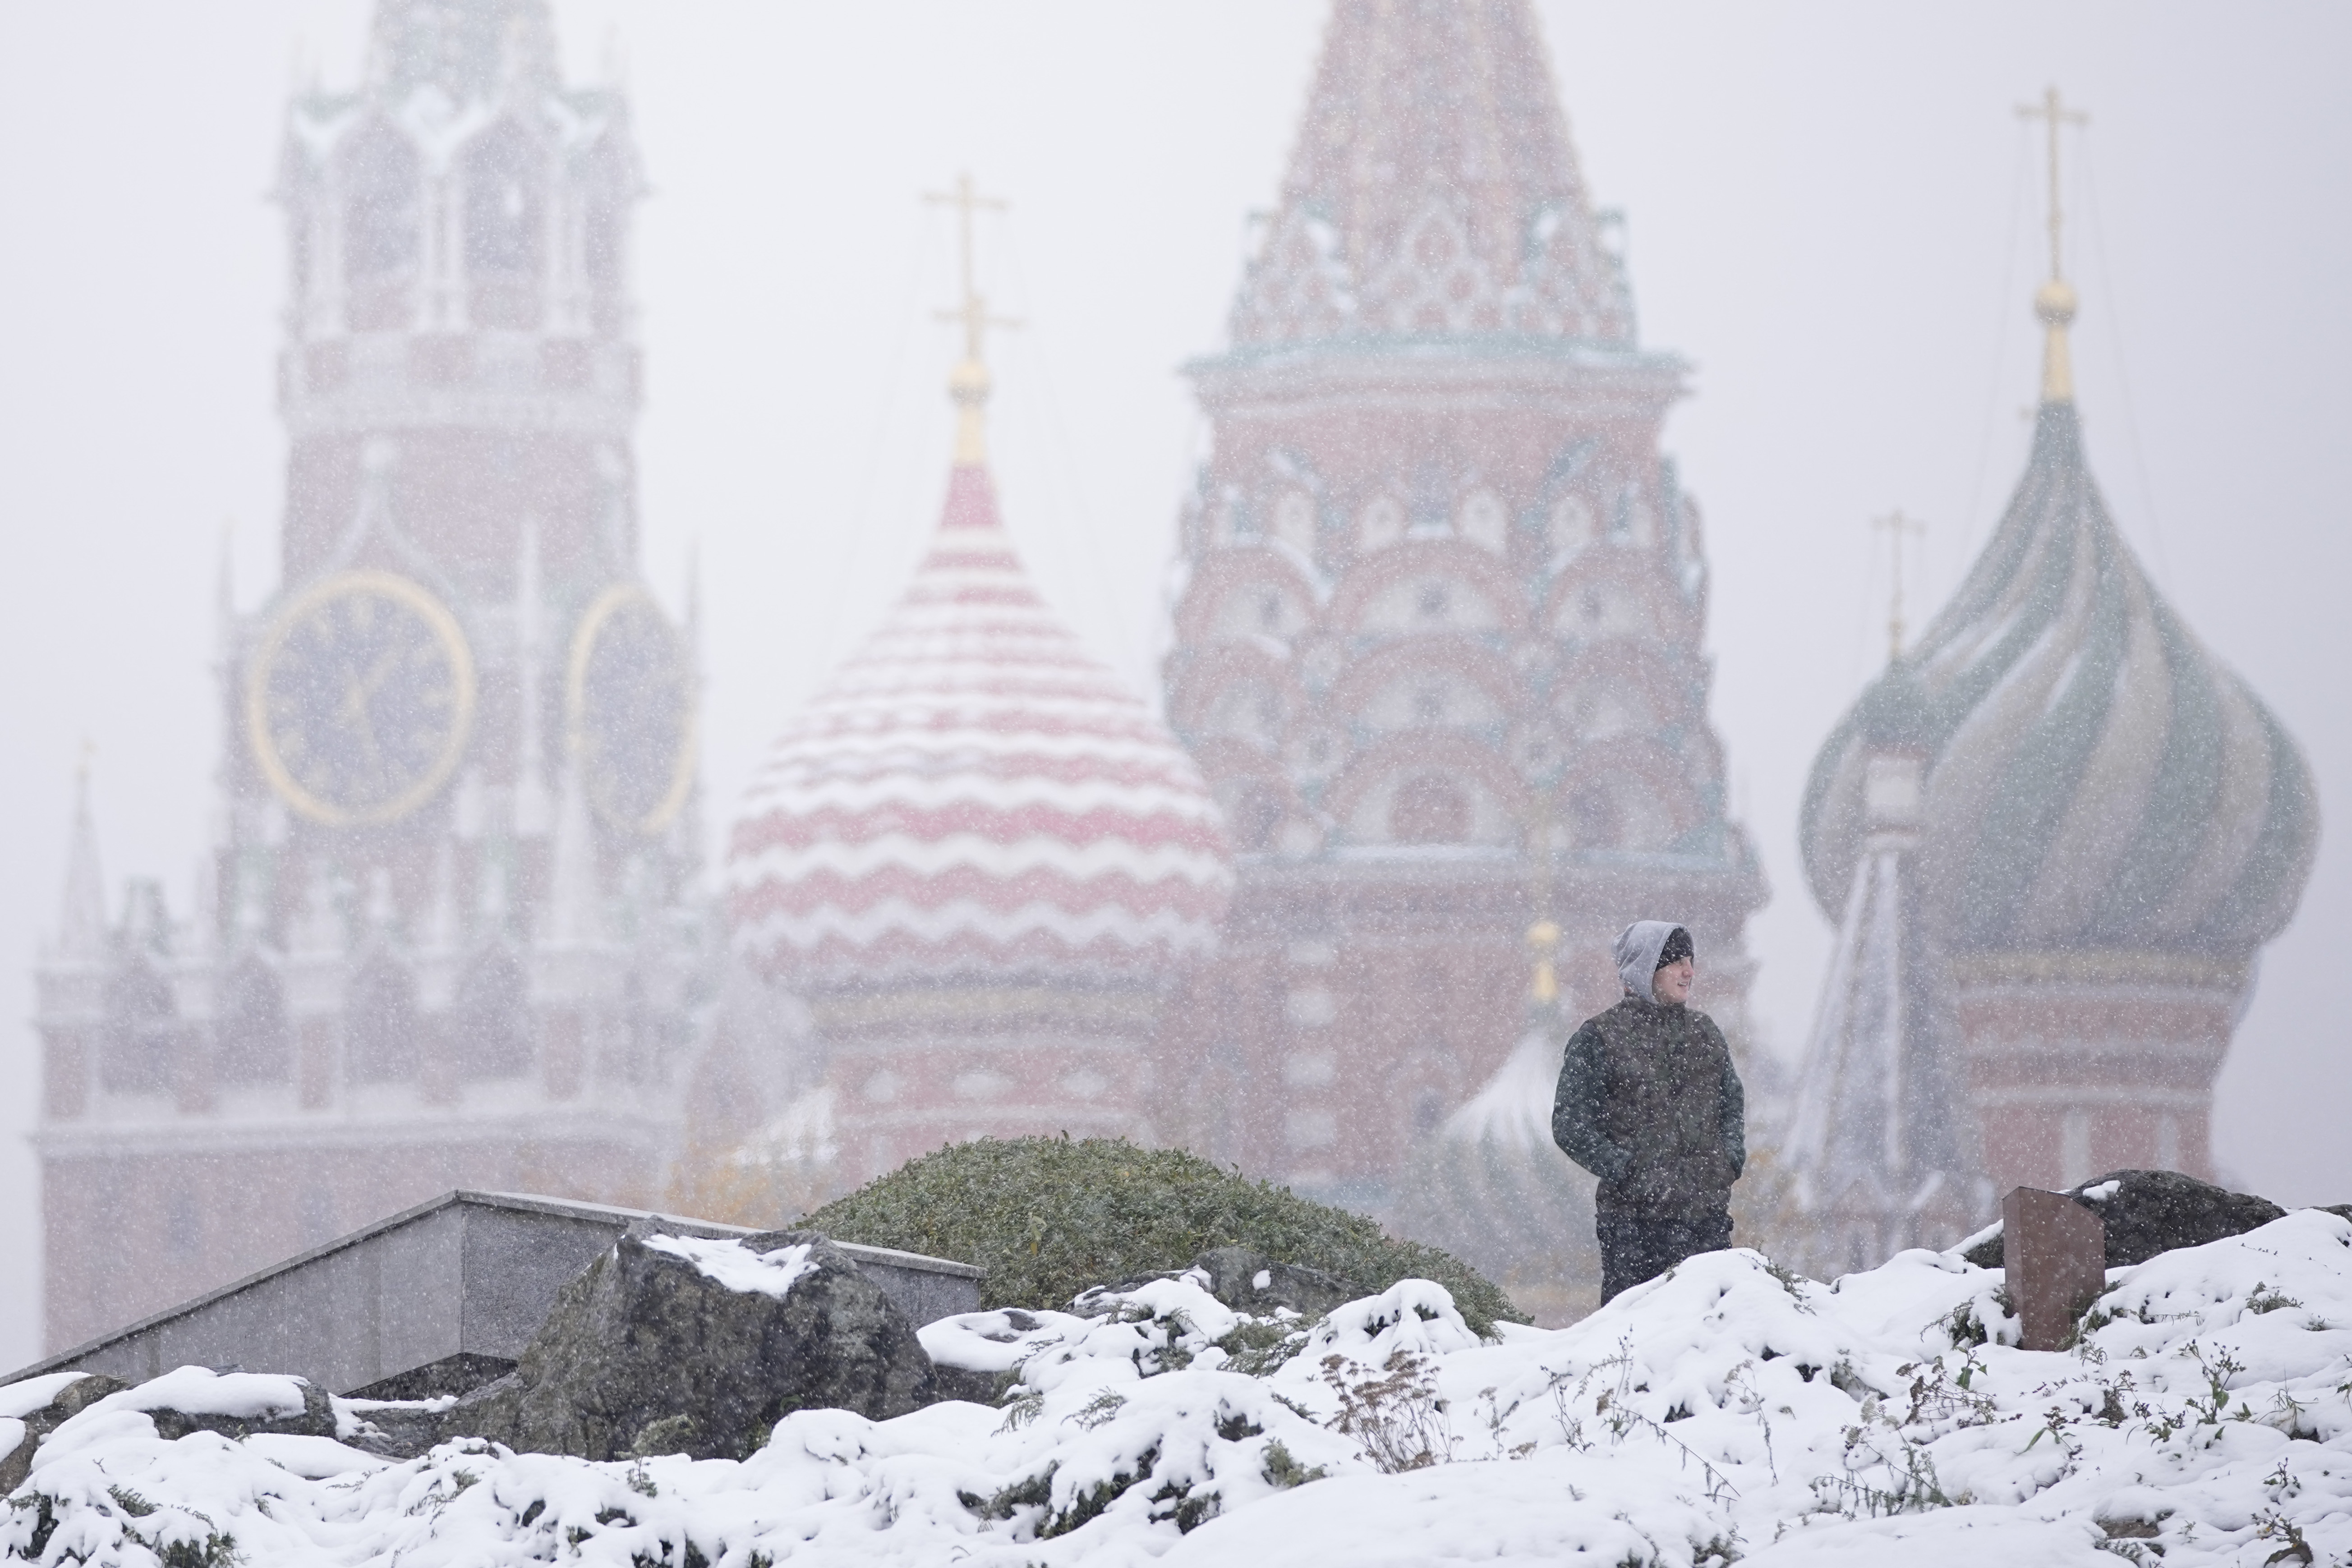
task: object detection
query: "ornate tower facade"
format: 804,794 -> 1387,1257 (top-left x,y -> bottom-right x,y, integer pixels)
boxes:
34,0 -> 707,1354
1795,129 -> 2318,1205
1157,0 -> 1765,1214
723,208 -> 1233,1191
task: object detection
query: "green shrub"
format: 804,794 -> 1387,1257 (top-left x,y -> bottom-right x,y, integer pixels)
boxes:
796,1136 -> 1524,1336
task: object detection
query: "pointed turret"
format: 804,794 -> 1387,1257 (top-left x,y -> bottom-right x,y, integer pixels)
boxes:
1231,0 -> 1632,348
53,754 -> 107,962
1781,739 -> 1984,1276
34,755 -> 113,1123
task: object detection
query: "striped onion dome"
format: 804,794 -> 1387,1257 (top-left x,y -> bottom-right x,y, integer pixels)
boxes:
1801,394 -> 2317,961
724,456 -> 1233,987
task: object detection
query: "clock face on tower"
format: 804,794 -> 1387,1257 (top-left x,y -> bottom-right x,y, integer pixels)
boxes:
246,570 -> 476,827
567,582 -> 696,834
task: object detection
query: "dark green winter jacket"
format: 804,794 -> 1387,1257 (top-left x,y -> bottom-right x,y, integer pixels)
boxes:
1551,995 -> 1745,1209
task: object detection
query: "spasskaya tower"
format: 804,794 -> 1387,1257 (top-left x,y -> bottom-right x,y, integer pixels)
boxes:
33,0 -> 708,1356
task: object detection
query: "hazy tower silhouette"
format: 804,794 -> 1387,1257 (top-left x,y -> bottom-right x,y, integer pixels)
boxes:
34,0 -> 707,1354
1157,0 -> 1766,1216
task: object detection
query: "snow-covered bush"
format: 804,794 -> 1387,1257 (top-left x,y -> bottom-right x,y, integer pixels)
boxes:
797,1135 -> 1524,1333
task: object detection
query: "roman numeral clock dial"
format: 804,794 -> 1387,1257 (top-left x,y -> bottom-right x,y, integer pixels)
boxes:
246,570 -> 476,827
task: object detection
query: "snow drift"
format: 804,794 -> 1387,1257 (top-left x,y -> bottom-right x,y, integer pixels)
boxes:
8,1209 -> 2352,1566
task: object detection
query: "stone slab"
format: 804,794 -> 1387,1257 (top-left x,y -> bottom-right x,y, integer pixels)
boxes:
2003,1185 -> 2107,1352
6,1191 -> 983,1398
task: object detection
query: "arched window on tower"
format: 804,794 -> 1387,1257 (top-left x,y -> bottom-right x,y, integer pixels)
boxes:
217,957 -> 290,1086
342,124 -> 420,331
1390,774 -> 1472,845
464,122 -> 546,329
452,948 -> 531,1080
346,956 -> 419,1084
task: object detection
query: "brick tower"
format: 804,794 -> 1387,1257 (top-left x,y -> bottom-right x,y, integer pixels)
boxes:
1156,0 -> 1766,1217
34,0 -> 707,1353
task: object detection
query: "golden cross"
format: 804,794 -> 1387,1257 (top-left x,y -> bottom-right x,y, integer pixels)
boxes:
923,172 -> 1019,365
2017,86 -> 2089,284
1873,510 -> 1928,662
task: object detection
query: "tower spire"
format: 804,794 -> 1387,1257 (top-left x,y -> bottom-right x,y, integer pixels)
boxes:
924,172 -> 1017,465
55,744 -> 107,961
1226,0 -> 1634,349
2018,86 -> 2089,404
1873,510 -> 1927,664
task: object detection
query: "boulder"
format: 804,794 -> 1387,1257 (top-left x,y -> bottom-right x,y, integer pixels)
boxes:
1,1368 -> 343,1489
0,1373 -> 126,1493
119,1370 -> 340,1444
467,1222 -> 937,1461
1189,1247 -> 1353,1320
1961,1169 -> 2290,1269
1073,1248 -> 1355,1323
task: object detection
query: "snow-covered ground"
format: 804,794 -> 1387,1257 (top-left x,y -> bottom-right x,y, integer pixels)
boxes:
8,1209 -> 2352,1566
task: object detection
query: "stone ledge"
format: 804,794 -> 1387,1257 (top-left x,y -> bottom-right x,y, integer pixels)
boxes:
7,1189 -> 982,1398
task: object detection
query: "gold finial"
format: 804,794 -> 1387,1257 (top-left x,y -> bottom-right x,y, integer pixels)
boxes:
1525,919 -> 1561,1004
923,172 -> 1019,464
1872,510 -> 1926,663
2018,86 -> 2089,403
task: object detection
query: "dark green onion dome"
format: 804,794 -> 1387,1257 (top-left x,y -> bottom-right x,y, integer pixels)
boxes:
1800,399 -> 2317,960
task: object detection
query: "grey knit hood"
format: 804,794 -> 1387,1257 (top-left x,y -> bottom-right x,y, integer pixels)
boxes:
1613,920 -> 1690,1001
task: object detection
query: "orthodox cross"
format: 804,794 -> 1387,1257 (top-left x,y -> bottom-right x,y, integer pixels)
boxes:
1873,510 -> 1927,663
924,171 -> 1018,365
2017,86 -> 2089,283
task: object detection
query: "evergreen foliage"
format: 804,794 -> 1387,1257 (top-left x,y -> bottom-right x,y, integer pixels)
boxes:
796,1136 -> 1525,1336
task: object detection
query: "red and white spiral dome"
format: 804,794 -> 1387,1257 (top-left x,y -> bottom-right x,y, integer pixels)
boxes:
724,458 -> 1233,991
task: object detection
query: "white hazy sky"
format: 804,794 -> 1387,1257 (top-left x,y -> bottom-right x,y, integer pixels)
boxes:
1,2 -> 2345,1367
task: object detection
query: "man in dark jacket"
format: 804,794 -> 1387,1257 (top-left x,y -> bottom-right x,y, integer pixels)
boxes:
1551,920 -> 1745,1304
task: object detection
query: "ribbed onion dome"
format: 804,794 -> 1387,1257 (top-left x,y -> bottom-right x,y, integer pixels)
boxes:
724,460 -> 1234,986
1801,399 -> 2317,959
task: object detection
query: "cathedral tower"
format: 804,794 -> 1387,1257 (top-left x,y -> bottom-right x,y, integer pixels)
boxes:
723,183 -> 1232,1190
1794,94 -> 2318,1208
1158,0 -> 1765,1213
34,0 -> 706,1354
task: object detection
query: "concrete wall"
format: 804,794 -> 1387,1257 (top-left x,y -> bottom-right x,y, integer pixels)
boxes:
6,1190 -> 983,1397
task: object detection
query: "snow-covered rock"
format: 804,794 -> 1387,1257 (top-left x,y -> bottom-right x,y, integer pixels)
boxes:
1962,1168 -> 2290,1269
8,1210 -> 2352,1565
490,1221 -> 938,1462
0,1374 -> 121,1495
